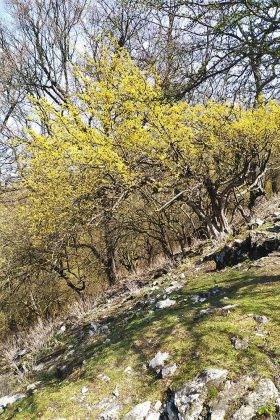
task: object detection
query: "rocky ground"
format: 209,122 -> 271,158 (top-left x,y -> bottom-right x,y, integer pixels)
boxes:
1,207 -> 280,419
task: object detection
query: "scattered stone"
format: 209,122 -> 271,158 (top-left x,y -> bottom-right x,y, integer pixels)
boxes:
231,337 -> 249,350
179,273 -> 186,279
165,282 -> 182,294
33,363 -> 44,372
26,381 -> 41,392
190,294 -> 207,304
209,376 -> 255,420
124,366 -> 133,375
55,365 -> 69,379
162,368 -> 228,419
146,413 -> 160,420
148,351 -> 169,370
232,379 -> 279,420
88,322 -> 98,336
197,304 -> 237,319
217,304 -> 237,315
81,386 -> 89,395
0,393 -> 26,410
97,373 -> 111,382
113,386 -> 119,398
198,308 -> 214,317
124,401 -> 151,419
249,218 -> 264,229
253,315 -> 269,324
154,401 -> 161,412
161,364 -> 177,378
254,331 -> 266,338
13,349 -> 28,361
155,299 -> 176,309
97,398 -> 123,420
100,324 -> 110,333
59,325 -> 66,333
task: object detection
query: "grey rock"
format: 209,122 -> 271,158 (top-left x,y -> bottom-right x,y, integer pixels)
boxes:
249,218 -> 264,228
209,376 -> 255,420
97,373 -> 111,382
88,322 -> 99,336
161,364 -> 177,378
253,315 -> 269,324
149,351 -> 169,370
232,379 -> 279,420
81,386 -> 89,395
0,393 -> 26,409
165,282 -> 182,294
231,337 -> 249,350
113,386 -> 119,398
190,295 -> 207,304
33,363 -> 45,372
146,412 -> 160,420
124,366 -> 133,375
13,349 -> 28,361
124,401 -> 151,419
26,381 -> 41,392
154,401 -> 161,412
164,369 -> 228,420
94,397 -> 122,419
59,325 -> 66,333
217,304 -> 238,315
198,308 -> 214,317
99,402 -> 122,420
155,299 -> 176,309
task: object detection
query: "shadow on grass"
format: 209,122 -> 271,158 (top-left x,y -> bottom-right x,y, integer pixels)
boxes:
29,271 -> 280,395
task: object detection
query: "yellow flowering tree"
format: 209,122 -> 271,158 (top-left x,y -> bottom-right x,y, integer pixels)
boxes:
156,101 -> 280,238
20,48 -> 192,287
12,46 -> 280,296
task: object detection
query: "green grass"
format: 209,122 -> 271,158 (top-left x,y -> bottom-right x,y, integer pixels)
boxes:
2,257 -> 280,419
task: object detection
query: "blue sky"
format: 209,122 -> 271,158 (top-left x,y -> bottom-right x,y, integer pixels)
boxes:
0,0 -> 10,21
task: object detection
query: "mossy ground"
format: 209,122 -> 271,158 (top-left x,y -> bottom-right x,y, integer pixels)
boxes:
3,253 -> 280,419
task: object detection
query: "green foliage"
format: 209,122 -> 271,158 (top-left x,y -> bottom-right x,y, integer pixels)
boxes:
208,386 -> 219,399
257,404 -> 276,417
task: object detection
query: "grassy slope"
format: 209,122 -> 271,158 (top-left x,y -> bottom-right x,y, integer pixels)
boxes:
2,252 -> 280,419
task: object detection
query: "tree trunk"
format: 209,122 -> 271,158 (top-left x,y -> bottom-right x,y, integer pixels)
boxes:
103,211 -> 117,286
206,206 -> 232,240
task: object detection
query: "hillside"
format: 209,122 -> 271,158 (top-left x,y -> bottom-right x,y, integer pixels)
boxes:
0,203 -> 279,419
